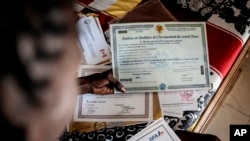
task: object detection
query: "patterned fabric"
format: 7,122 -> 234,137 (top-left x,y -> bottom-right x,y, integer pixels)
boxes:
161,0 -> 250,35
176,0 -> 250,35
74,0 -> 142,18
60,122 -> 149,141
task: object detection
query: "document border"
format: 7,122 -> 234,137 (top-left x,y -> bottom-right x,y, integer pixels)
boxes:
77,93 -> 150,119
110,22 -> 210,92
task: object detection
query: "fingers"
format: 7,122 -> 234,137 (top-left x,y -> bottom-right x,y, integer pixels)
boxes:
115,82 -> 126,93
91,79 -> 110,87
78,83 -> 92,94
78,69 -> 126,94
79,83 -> 114,95
78,76 -> 89,85
91,85 -> 114,94
107,73 -> 126,93
78,71 -> 108,86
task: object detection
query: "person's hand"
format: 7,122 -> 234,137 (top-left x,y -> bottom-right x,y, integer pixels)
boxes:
78,69 -> 126,94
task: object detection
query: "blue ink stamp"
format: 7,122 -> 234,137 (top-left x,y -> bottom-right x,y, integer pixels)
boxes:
151,51 -> 169,68
84,19 -> 91,24
159,83 -> 166,90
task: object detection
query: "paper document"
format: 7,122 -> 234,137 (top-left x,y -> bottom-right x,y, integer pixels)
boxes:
74,65 -> 153,122
76,16 -> 111,64
110,22 -> 210,93
127,117 -> 181,141
73,93 -> 153,122
77,64 -> 111,76
158,90 -> 200,117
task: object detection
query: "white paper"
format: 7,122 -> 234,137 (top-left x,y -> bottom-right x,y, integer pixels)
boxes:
77,64 -> 111,77
76,16 -> 111,64
127,117 -> 181,141
110,22 -> 210,93
74,65 -> 153,122
158,90 -> 200,117
73,93 -> 153,122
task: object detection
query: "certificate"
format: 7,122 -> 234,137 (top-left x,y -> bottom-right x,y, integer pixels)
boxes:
74,64 -> 153,122
110,22 -> 210,93
73,93 -> 153,122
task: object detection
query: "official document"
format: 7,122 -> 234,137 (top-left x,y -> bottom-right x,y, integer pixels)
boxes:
110,22 -> 210,93
73,93 -> 153,122
74,65 -> 153,122
158,90 -> 200,117
76,16 -> 111,65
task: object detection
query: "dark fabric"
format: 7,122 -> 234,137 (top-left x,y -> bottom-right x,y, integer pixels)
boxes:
175,130 -> 221,141
159,0 -> 213,21
159,0 -> 250,35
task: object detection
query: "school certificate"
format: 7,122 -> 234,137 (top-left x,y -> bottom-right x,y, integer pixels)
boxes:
73,93 -> 153,122
110,22 -> 210,93
74,64 -> 153,122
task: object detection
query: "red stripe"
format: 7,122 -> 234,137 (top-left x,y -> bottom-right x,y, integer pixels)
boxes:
206,22 -> 243,79
210,66 -> 222,79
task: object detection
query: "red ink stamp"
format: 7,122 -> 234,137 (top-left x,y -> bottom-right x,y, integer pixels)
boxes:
179,90 -> 194,101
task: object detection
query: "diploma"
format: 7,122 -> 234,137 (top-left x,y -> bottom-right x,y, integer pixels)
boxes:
73,93 -> 153,122
110,22 -> 210,93
74,64 -> 153,122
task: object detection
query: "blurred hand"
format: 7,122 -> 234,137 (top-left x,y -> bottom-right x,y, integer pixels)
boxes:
78,69 -> 126,94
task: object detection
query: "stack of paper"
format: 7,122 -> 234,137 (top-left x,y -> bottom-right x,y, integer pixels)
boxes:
70,64 -> 163,132
71,14 -> 164,132
74,10 -> 211,133
109,22 -> 211,118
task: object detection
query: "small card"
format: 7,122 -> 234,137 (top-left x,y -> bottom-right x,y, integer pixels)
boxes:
76,16 -> 111,64
158,90 -> 199,117
127,117 -> 181,141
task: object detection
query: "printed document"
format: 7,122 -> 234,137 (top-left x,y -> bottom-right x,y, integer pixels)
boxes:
110,22 -> 210,93
76,16 -> 111,64
73,93 -> 153,122
127,117 -> 181,141
158,90 -> 201,117
74,65 -> 153,122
